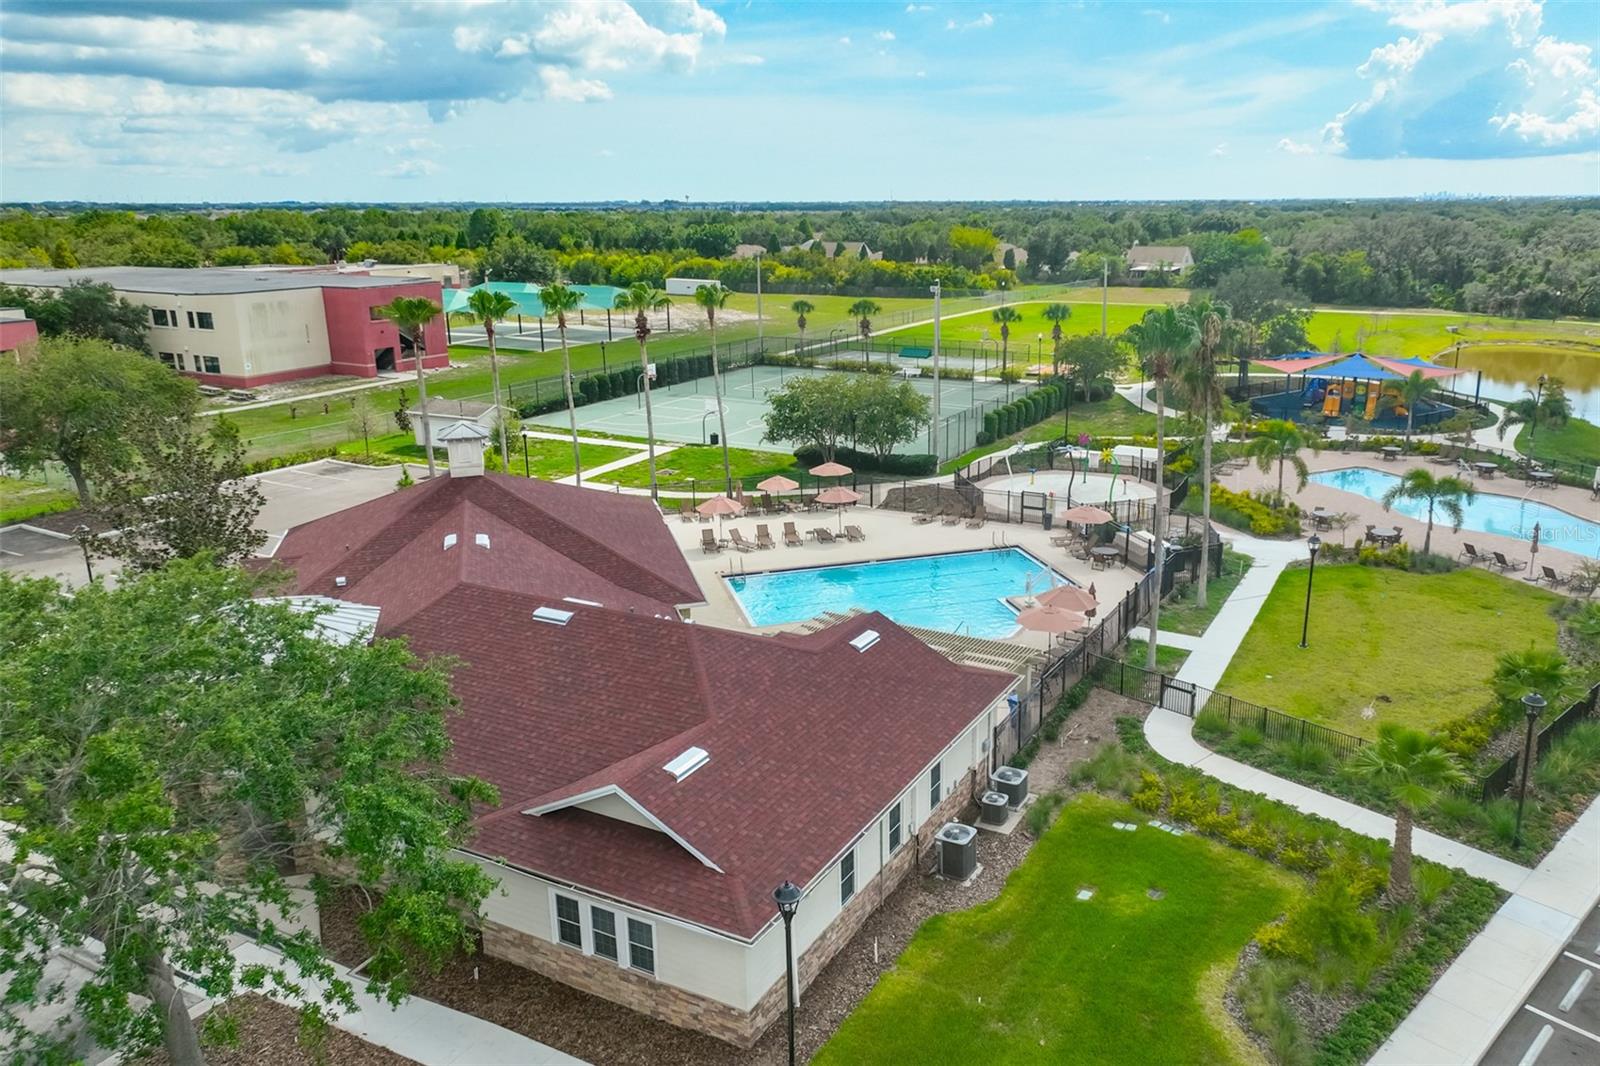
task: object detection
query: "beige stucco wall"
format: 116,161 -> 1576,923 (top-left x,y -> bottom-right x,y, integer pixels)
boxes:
130,287 -> 332,378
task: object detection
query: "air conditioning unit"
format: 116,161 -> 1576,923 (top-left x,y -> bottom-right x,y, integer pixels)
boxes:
980,791 -> 1010,826
936,822 -> 977,880
992,766 -> 1029,808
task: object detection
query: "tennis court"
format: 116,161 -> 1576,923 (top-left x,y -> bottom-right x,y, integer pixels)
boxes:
531,364 -> 1034,458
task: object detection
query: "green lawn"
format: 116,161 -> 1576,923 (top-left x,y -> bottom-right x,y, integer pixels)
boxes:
1217,565 -> 1563,737
335,431 -> 637,480
1516,414 -> 1600,470
0,475 -> 79,525
588,443 -> 802,490
817,793 -> 1296,1066
1125,639 -> 1192,674
1160,550 -> 1255,637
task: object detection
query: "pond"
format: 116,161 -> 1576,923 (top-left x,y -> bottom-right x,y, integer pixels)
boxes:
1449,344 -> 1600,421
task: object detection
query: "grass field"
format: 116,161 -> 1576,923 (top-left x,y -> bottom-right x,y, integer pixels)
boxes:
1516,414 -> 1600,470
0,475 -> 79,525
334,431 -> 637,480
589,443 -> 802,490
816,793 -> 1296,1066
1217,565 -> 1563,737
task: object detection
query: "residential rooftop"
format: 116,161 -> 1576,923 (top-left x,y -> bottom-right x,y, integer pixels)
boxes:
0,265 -> 439,296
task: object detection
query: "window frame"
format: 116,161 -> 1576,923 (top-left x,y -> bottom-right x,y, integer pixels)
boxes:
194,311 -> 214,330
151,308 -> 174,328
201,355 -> 221,374
888,802 -> 902,853
590,904 -> 619,962
553,893 -> 583,950
929,763 -> 942,811
626,917 -> 655,975
549,889 -> 658,977
840,847 -> 856,905
157,352 -> 176,368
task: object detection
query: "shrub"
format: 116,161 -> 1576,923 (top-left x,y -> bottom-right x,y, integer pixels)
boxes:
242,447 -> 339,474
1193,708 -> 1231,741
1273,738 -> 1334,775
1025,791 -> 1068,835
1069,746 -> 1142,794
1240,959 -> 1313,1066
1204,483 -> 1301,537
1234,725 -> 1265,750
791,444 -> 936,477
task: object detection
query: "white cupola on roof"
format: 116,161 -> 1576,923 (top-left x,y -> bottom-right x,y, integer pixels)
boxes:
435,420 -> 490,478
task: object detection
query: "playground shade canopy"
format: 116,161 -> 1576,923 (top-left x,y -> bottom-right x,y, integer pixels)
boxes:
444,282 -> 626,318
1259,352 -> 1471,381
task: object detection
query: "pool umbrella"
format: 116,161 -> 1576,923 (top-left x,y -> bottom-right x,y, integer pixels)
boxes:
1038,584 -> 1098,615
1059,505 -> 1113,525
1015,605 -> 1089,648
814,486 -> 861,532
696,495 -> 744,534
757,474 -> 799,493
1527,521 -> 1540,580
809,461 -> 852,478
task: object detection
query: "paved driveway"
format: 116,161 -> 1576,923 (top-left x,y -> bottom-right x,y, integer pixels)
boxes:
1482,903 -> 1600,1065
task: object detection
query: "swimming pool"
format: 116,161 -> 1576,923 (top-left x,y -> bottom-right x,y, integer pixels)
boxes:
1309,467 -> 1600,560
725,548 -> 1069,637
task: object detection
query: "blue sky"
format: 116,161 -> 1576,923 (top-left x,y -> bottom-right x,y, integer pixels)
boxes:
2,0 -> 1596,202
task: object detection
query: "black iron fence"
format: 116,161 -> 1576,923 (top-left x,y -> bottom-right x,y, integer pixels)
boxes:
1478,683 -> 1600,800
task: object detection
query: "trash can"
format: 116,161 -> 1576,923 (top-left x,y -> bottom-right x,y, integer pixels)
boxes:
709,432 -> 719,446
1042,510 -> 1054,531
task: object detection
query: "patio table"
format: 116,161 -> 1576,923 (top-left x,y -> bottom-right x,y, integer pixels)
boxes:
1472,462 -> 1497,478
1090,546 -> 1121,570
1528,470 -> 1557,489
1311,507 -> 1333,530
1368,526 -> 1401,546
1380,446 -> 1400,461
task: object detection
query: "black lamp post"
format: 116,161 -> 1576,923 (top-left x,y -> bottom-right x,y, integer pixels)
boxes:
772,881 -> 802,1066
1299,534 -> 1320,649
1514,692 -> 1545,849
1530,373 -> 1548,442
72,523 -> 94,584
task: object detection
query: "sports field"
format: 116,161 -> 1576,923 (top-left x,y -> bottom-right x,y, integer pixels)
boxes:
529,364 -> 1033,458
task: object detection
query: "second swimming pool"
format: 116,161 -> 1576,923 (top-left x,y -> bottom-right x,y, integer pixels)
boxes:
725,547 -> 1069,637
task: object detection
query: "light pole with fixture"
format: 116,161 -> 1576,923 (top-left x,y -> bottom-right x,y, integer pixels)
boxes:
1530,373 -> 1548,442
1299,534 -> 1321,649
72,523 -> 94,584
772,881 -> 802,1066
1514,692 -> 1544,848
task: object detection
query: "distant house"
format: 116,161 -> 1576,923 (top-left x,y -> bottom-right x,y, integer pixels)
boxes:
783,239 -> 882,261
1125,245 -> 1194,277
995,242 -> 1029,268
730,244 -> 767,260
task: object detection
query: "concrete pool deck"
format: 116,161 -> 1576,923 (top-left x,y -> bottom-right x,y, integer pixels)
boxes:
662,503 -> 1142,638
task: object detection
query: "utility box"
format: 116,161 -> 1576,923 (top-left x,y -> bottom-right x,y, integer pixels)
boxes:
937,822 -> 977,880
992,766 -> 1029,808
980,791 -> 1010,826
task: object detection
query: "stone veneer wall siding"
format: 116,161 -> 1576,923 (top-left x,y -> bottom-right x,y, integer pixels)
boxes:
480,766 -> 981,1048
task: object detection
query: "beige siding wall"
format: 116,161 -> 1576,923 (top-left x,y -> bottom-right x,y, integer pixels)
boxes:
132,287 -> 331,377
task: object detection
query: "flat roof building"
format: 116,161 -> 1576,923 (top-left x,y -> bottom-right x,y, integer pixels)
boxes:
0,266 -> 448,388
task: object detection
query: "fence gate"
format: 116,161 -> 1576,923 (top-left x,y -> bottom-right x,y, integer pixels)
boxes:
1019,490 -> 1049,526
1159,674 -> 1196,717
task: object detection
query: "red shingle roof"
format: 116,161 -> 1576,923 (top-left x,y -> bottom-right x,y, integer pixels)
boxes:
274,475 -> 1014,939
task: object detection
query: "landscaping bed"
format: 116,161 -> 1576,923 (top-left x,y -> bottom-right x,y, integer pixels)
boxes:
138,994 -> 415,1066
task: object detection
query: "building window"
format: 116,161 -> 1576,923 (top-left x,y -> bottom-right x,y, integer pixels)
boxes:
201,356 -> 221,374
369,304 -> 386,321
929,764 -> 942,810
175,353 -> 187,370
151,308 -> 174,327
888,803 -> 902,853
591,906 -> 618,962
554,894 -> 582,949
157,352 -> 176,368
626,918 -> 655,975
186,311 -> 194,328
195,311 -> 214,330
840,848 -> 856,905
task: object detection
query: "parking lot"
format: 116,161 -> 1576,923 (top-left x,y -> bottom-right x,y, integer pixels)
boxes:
1483,904 -> 1600,1065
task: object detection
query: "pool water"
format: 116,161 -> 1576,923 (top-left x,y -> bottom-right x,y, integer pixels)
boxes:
725,548 -> 1068,637
1309,467 -> 1600,559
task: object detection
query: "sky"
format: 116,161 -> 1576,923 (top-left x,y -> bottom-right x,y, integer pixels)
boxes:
1,0 -> 1597,203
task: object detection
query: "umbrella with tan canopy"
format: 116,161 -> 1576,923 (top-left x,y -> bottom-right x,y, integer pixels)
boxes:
814,486 -> 862,531
808,460 -> 853,510
1014,604 -> 1090,648
1059,505 -> 1113,525
757,475 -> 799,492
1037,584 -> 1098,615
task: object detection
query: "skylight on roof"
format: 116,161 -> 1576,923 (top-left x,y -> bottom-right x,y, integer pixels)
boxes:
663,746 -> 709,782
849,629 -> 881,652
532,606 -> 574,626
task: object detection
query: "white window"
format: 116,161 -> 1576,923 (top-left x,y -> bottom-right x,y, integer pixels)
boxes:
201,356 -> 221,374
192,311 -> 214,330
840,848 -> 856,904
929,764 -> 942,810
554,894 -> 582,949
888,803 -> 902,853
151,308 -> 174,327
157,352 -> 176,368
175,353 -> 186,370
626,918 -> 655,975
591,905 -> 618,962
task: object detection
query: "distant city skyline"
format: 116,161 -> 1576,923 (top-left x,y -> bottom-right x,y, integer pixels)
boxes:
2,0 -> 1596,203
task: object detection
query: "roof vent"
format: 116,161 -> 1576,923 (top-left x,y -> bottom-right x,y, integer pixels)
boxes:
474,533 -> 490,549
663,746 -> 710,782
443,533 -> 458,550
532,606 -> 574,626
849,629 -> 881,653
334,576 -> 347,588
562,596 -> 601,607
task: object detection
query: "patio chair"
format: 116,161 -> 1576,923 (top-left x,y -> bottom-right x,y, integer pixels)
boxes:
761,493 -> 776,514
844,524 -> 866,542
966,513 -> 986,529
1541,565 -> 1567,587
1458,543 -> 1483,565
728,528 -> 755,552
814,527 -> 837,544
755,524 -> 776,549
782,522 -> 803,547
940,509 -> 962,526
913,509 -> 937,524
679,502 -> 695,523
1491,550 -> 1525,572
1569,569 -> 1599,595
700,528 -> 722,554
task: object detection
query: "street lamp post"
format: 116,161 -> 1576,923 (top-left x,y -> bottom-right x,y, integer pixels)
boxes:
1299,534 -> 1321,649
929,281 -> 942,457
1514,692 -> 1545,849
772,881 -> 802,1066
72,523 -> 94,584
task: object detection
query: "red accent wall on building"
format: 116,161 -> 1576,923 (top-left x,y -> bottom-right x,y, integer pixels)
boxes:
0,317 -> 39,354
185,363 -> 330,390
321,281 -> 449,379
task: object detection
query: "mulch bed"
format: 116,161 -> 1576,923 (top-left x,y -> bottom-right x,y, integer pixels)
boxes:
14,506 -> 108,535
138,994 -> 416,1066
320,696 -> 1150,1065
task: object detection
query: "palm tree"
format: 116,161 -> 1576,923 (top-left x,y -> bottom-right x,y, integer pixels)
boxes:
1042,303 -> 1073,353
1380,468 -> 1475,555
375,295 -> 444,478
694,284 -> 734,490
1242,418 -> 1319,504
791,299 -> 815,351
1175,298 -> 1229,608
614,284 -> 671,499
465,287 -> 518,469
1498,377 -> 1571,444
991,305 -> 1023,373
1122,306 -> 1199,671
847,299 -> 881,360
1379,370 -> 1441,450
1348,724 -> 1467,899
539,282 -> 586,486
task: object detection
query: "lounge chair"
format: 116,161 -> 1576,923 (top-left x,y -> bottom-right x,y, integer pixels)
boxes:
966,513 -> 986,529
1540,565 -> 1567,587
755,524 -> 776,549
1458,543 -> 1483,565
912,509 -> 937,525
844,524 -> 866,542
1491,550 -> 1525,572
782,521 -> 803,547
700,528 -> 722,554
940,509 -> 962,526
814,527 -> 837,544
679,502 -> 695,523
728,528 -> 755,552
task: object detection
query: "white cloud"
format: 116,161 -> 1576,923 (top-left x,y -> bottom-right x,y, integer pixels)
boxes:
905,3 -> 933,11
876,30 -> 896,41
1142,9 -> 1172,25
538,65 -> 614,103
1277,137 -> 1317,155
1490,87 -> 1600,146
1355,0 -> 1542,46
948,12 -> 993,30
840,35 -> 852,45
1211,142 -> 1228,156
381,158 -> 440,179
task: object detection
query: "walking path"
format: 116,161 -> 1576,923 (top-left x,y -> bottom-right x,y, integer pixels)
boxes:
1138,524 -> 1600,1065
561,444 -> 676,485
